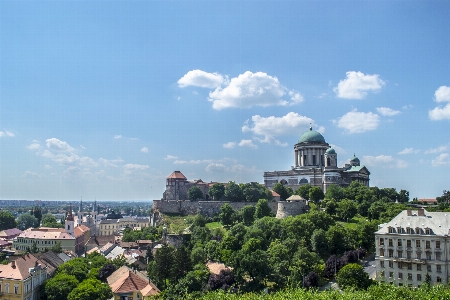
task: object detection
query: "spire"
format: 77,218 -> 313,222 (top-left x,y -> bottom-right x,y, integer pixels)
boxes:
80,196 -> 83,212
66,203 -> 74,221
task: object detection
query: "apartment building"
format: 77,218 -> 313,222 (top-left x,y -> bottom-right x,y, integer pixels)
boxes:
375,208 -> 450,287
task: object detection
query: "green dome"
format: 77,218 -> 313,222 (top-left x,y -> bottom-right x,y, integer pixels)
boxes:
298,128 -> 326,143
325,147 -> 336,154
350,155 -> 360,163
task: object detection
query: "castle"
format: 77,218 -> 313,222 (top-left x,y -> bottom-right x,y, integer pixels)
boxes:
263,126 -> 370,192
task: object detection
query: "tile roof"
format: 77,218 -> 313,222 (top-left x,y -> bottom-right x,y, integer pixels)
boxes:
18,228 -> 75,240
206,261 -> 231,275
0,228 -> 22,238
107,266 -> 160,296
0,253 -> 47,280
286,195 -> 306,201
167,171 -> 187,180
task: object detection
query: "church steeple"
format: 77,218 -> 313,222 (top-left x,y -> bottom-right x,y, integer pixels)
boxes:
65,203 -> 75,236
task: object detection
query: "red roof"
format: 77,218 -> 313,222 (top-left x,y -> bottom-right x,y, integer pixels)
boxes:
167,171 -> 187,180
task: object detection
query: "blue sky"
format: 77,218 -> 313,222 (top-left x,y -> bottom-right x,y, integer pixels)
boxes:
1,1 -> 449,201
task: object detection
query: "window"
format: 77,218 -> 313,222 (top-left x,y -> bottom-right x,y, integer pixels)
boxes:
380,238 -> 384,246
417,264 -> 421,271
397,227 -> 402,233
389,239 -> 393,247
398,262 -> 403,268
437,276 -> 442,283
427,265 -> 432,272
407,263 -> 412,270
389,272 -> 394,278
417,274 -> 422,281
416,240 -> 421,248
437,265 -> 441,273
398,272 -> 403,279
389,250 -> 394,257
5,283 -> 9,293
426,241 -> 430,249
436,253 -> 441,261
398,251 -> 403,258
436,241 -> 441,249
426,252 -> 432,260
407,227 -> 413,234
408,273 -> 412,280
426,229 -> 431,235
407,251 -> 412,259
389,227 -> 394,233
417,252 -> 422,259
407,240 -> 411,247
398,240 -> 402,246
380,249 -> 385,256
389,261 -> 393,268
380,261 -> 385,268
14,284 -> 18,294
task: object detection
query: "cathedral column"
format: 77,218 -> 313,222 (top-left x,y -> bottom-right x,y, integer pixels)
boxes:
295,150 -> 298,166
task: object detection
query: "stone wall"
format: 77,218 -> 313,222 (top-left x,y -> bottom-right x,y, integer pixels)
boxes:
153,199 -> 278,217
275,201 -> 309,218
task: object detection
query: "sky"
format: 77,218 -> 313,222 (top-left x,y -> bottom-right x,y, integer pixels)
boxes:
0,1 -> 449,201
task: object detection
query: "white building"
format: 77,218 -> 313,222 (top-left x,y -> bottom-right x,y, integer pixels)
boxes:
375,208 -> 450,287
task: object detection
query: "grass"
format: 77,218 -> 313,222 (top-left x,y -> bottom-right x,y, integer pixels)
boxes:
205,222 -> 221,229
161,214 -> 190,234
337,215 -> 370,230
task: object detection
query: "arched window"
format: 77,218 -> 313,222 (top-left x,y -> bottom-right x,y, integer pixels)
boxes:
327,157 -> 331,166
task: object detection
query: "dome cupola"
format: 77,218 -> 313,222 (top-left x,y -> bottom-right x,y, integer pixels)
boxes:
298,126 -> 326,143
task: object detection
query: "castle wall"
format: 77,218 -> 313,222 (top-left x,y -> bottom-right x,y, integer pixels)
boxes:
275,201 -> 309,219
153,200 -> 278,217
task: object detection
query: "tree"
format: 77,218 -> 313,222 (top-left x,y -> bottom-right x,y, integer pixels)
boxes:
273,183 -> 292,201
219,204 -> 235,227
240,205 -> 256,226
241,182 -> 270,202
304,271 -> 319,289
207,269 -> 235,291
51,242 -> 63,253
45,273 -> 79,300
56,258 -> 89,282
171,246 -> 192,282
42,214 -> 63,228
311,229 -> 328,258
324,199 -> 338,216
32,206 -> 43,225
152,244 -> 175,290
192,214 -> 207,227
0,211 -> 17,230
295,184 -> 311,200
17,213 -> 39,230
30,242 -> 38,254
308,186 -> 324,204
325,184 -> 345,201
437,190 -> 450,204
98,264 -> 117,282
188,186 -> 204,201
224,181 -> 243,202
326,224 -> 349,255
337,199 -> 358,221
67,278 -> 112,300
337,263 -> 371,290
254,199 -> 273,219
208,183 -> 225,200
398,189 -> 410,203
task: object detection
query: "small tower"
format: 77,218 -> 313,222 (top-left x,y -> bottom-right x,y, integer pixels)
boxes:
78,196 -> 83,225
324,147 -> 337,167
65,203 -> 75,236
350,154 -> 360,166
92,199 -> 98,222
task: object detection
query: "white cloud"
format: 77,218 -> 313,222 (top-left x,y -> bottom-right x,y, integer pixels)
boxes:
363,155 -> 408,168
114,135 -> 122,139
80,145 -> 86,150
425,145 -> 448,154
141,147 -> 149,153
205,163 -> 228,173
335,109 -> 380,133
376,107 -> 401,116
402,104 -> 413,110
27,142 -> 41,150
205,163 -> 259,174
123,163 -> 149,174
0,130 -> 15,137
208,71 -> 302,110
334,71 -> 385,99
242,112 -> 321,146
99,157 -> 123,168
164,155 -> 178,160
398,147 -> 420,155
173,159 -> 210,165
223,142 -> 236,149
45,138 -> 74,152
238,139 -> 258,149
329,144 -> 346,154
432,153 -> 450,166
178,70 -> 226,88
435,86 -> 450,102
22,171 -> 44,178
429,86 -> 450,120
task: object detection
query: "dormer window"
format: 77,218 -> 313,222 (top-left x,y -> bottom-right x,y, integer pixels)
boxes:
425,228 -> 431,235
388,227 -> 394,233
406,227 -> 413,234
415,227 -> 421,234
397,227 -> 402,233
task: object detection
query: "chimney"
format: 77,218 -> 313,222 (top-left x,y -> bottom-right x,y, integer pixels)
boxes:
418,208 -> 425,216
11,260 -> 16,268
406,209 -> 412,216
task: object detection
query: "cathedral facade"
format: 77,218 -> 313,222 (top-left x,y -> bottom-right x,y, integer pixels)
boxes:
263,127 -> 370,192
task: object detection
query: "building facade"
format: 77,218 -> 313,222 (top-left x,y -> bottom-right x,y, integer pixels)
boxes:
98,218 -> 150,236
375,208 -> 450,287
263,127 -> 370,193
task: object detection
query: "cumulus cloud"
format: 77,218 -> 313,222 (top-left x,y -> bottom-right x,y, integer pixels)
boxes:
205,163 -> 228,173
424,145 -> 448,154
376,107 -> 401,116
242,112 -> 321,146
429,86 -> 450,120
329,144 -> 346,154
178,70 -> 226,88
334,71 -> 385,99
123,163 -> 149,174
363,155 -> 408,168
208,71 -> 302,110
432,153 -> 450,166
46,138 -> 74,152
164,155 -> 178,160
99,157 -> 123,168
141,147 -> 149,153
398,147 -> 420,155
223,142 -> 236,149
205,163 -> 259,174
27,142 -> 41,150
173,159 -> 212,165
238,139 -> 258,149
0,130 -> 15,137
22,171 -> 45,178
335,109 -> 380,133
114,135 -> 122,139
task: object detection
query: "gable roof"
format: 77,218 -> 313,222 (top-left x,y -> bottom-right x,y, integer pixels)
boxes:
108,266 -> 160,296
0,253 -> 48,280
344,165 -> 370,174
167,171 -> 187,180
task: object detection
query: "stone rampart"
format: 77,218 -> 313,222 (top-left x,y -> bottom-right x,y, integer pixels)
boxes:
153,199 -> 278,217
275,201 -> 309,218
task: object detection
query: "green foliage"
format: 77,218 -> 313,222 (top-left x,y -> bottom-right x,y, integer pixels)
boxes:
150,244 -> 175,290
311,229 -> 328,258
171,246 -> 193,282
241,205 -> 256,226
254,199 -> 274,219
0,210 -> 17,230
56,258 -> 90,282
122,226 -> 160,242
337,199 -> 358,221
67,278 -> 112,300
273,183 -> 293,201
325,184 -> 345,201
219,203 -> 235,227
208,183 -> 225,200
308,186 -> 324,204
191,246 -> 206,265
224,181 -> 244,202
32,206 -> 43,225
193,214 -> 207,227
188,186 -> 204,201
241,182 -> 272,202
17,213 -> 39,230
45,273 -> 79,300
51,241 -> 63,253
42,214 -> 64,228
337,263 -> 371,290
295,184 -> 311,200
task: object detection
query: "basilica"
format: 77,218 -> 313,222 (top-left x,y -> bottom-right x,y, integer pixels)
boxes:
263,127 -> 370,193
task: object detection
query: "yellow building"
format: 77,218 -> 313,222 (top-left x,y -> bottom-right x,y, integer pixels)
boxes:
0,254 -> 51,300
99,218 -> 150,236
107,266 -> 160,300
